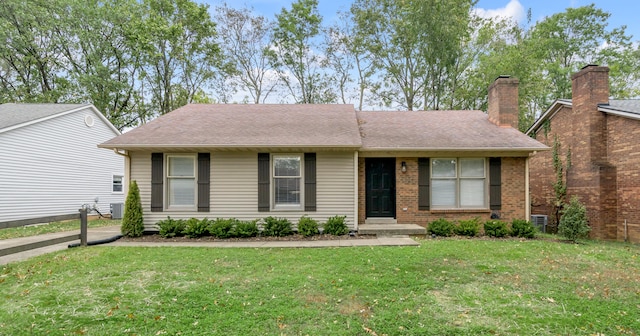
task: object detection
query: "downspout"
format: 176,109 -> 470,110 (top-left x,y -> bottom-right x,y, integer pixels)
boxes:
525,156 -> 531,221
112,149 -> 130,195
354,151 -> 359,231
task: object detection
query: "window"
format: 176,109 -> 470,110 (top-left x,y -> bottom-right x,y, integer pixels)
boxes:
272,155 -> 302,208
112,175 -> 124,193
431,158 -> 486,208
167,155 -> 196,208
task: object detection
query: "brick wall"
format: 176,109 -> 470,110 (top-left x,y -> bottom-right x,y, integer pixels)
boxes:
358,156 -> 529,227
528,65 -> 640,242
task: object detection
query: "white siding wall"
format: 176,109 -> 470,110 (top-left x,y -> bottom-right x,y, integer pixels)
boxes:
0,108 -> 124,222
131,151 -> 356,231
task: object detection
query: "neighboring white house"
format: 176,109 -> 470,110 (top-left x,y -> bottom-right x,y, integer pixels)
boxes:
0,103 -> 125,223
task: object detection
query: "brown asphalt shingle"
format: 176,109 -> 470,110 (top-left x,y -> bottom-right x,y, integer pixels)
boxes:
100,104 -> 362,148
357,110 -> 548,150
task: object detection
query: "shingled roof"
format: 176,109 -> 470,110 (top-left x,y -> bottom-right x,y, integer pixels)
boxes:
357,110 -> 547,151
101,104 -> 547,154
100,104 -> 362,149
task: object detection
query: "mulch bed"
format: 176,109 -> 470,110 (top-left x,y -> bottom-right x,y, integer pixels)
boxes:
120,233 -> 377,243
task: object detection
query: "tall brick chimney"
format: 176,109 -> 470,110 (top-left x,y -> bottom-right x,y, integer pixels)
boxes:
488,75 -> 519,129
571,64 -> 609,164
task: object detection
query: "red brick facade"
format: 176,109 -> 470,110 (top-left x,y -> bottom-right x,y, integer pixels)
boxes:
358,156 -> 528,227
529,65 -> 640,242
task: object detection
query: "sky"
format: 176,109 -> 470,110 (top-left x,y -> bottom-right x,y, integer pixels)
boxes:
203,0 -> 640,41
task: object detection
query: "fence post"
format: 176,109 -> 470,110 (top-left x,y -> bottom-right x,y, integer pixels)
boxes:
79,208 -> 88,247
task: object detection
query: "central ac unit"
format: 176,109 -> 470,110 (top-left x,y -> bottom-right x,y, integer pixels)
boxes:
530,214 -> 548,233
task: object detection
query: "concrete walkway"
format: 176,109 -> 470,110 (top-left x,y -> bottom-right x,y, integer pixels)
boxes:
0,226 -> 419,265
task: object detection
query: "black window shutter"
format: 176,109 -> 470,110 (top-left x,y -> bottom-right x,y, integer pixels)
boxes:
197,153 -> 210,212
151,153 -> 164,212
258,153 -> 270,212
418,158 -> 430,210
304,153 -> 317,211
489,157 -> 502,210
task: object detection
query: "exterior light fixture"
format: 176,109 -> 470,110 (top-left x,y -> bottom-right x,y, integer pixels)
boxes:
401,161 -> 407,173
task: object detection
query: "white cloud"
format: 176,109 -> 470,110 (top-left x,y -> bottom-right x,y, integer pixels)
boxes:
474,0 -> 526,23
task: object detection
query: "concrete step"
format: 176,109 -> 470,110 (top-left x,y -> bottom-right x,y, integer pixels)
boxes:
364,218 -> 398,225
358,224 -> 426,237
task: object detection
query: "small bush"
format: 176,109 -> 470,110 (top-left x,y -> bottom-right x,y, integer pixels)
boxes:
209,218 -> 237,238
510,219 -> 536,239
323,215 -> 348,235
121,180 -> 144,237
484,220 -> 509,238
558,196 -> 590,242
158,217 -> 186,238
234,220 -> 259,238
297,216 -> 320,237
263,217 -> 293,237
183,218 -> 211,238
428,218 -> 454,237
455,218 -> 480,237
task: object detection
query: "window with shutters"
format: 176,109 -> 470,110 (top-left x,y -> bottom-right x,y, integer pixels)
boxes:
272,154 -> 303,209
431,158 -> 487,209
166,155 -> 196,209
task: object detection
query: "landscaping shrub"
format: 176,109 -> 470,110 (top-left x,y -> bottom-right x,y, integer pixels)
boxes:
484,220 -> 509,238
455,218 -> 480,237
262,217 -> 293,237
121,180 -> 144,237
558,196 -> 590,242
209,218 -> 237,238
158,217 -> 186,238
510,219 -> 536,238
297,216 -> 319,237
323,215 -> 348,235
234,220 -> 259,238
428,218 -> 454,237
183,218 -> 211,238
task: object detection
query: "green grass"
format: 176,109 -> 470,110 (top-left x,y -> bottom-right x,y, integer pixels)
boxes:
0,219 -> 121,240
0,239 -> 638,335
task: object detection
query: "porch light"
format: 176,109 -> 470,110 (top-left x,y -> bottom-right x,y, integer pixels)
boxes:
401,161 -> 407,173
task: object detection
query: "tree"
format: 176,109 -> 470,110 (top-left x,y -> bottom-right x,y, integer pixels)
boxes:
133,0 -> 221,115
215,5 -> 278,104
269,0 -> 335,104
121,180 -> 144,237
351,0 -> 475,110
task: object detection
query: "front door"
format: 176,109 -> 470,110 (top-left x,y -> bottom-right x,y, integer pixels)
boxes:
366,158 -> 396,218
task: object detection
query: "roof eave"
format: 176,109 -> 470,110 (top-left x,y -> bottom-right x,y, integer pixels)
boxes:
98,143 -> 362,150
598,107 -> 640,120
359,146 -> 550,152
526,100 -> 573,136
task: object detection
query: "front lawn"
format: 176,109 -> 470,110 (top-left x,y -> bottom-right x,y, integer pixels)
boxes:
0,238 -> 638,335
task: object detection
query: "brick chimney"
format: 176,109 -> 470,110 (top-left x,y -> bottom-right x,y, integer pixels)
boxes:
571,64 -> 609,163
488,75 -> 519,129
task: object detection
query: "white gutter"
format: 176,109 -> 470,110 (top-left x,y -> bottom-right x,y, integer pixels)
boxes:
353,151 -> 359,231
525,156 -> 530,221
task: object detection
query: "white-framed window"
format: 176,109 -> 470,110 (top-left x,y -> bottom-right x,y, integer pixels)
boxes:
112,175 -> 124,193
431,158 -> 486,208
166,155 -> 196,208
272,154 -> 302,209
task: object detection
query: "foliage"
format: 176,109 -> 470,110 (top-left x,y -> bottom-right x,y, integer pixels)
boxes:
558,196 -> 590,242
510,219 -> 536,239
548,135 -> 571,231
182,218 -> 211,238
157,217 -> 186,238
323,215 -> 348,235
262,217 -> 294,237
121,180 -> 144,237
484,220 -> 509,238
454,218 -> 480,237
428,218 -> 455,237
297,215 -> 320,237
233,220 -> 259,238
208,218 -> 238,239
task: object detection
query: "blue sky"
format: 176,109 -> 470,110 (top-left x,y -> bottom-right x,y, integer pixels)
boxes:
204,0 -> 640,41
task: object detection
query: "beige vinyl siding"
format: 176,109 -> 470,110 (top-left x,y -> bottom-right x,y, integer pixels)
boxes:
130,151 -> 356,230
